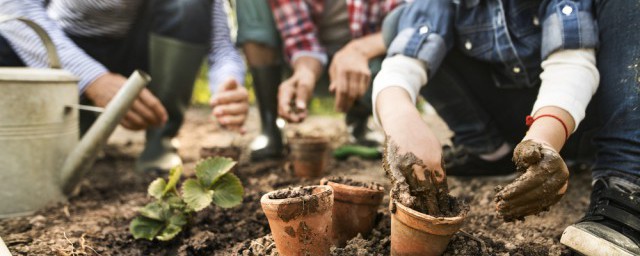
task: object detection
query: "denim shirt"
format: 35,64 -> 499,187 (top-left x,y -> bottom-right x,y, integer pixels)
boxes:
387,0 -> 597,88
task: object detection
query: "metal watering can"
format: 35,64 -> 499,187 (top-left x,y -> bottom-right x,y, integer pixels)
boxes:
0,16 -> 151,218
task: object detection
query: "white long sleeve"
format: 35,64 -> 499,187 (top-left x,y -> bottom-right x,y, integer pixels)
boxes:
372,54 -> 428,125
532,49 -> 599,131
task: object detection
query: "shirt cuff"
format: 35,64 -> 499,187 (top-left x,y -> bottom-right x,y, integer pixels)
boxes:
531,49 -> 599,132
209,65 -> 246,93
372,55 -> 428,126
76,62 -> 109,93
387,27 -> 448,77
291,50 -> 328,67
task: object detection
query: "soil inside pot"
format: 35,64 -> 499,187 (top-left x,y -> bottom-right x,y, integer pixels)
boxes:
268,186 -> 315,200
321,176 -> 384,191
383,139 -> 464,217
267,186 -> 330,222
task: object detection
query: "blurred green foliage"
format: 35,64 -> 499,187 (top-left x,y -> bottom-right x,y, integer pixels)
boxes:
191,64 -> 337,116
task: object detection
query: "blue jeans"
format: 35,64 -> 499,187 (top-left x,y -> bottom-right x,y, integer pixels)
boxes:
420,0 -> 640,181
590,0 -> 640,182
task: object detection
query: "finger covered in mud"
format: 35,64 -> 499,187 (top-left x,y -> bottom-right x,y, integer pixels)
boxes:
382,137 -> 459,217
495,140 -> 569,221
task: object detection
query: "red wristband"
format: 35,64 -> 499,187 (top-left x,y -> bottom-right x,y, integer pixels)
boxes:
526,114 -> 569,141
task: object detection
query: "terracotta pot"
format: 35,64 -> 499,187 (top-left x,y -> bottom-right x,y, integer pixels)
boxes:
200,146 -> 241,161
289,137 -> 330,177
320,178 -> 384,247
390,199 -> 465,256
261,185 -> 334,256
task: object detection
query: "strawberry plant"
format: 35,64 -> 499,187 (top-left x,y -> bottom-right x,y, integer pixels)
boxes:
129,157 -> 243,241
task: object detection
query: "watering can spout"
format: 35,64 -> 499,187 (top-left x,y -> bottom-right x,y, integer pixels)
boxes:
60,70 -> 151,195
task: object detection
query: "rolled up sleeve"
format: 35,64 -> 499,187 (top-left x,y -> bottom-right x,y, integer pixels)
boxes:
540,0 -> 598,59
386,0 -> 454,77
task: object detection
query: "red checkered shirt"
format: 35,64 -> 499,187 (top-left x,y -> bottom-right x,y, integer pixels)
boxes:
269,0 -> 404,64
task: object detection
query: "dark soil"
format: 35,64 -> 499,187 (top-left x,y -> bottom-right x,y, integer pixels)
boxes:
0,107 -> 590,255
322,176 -> 384,191
200,146 -> 242,161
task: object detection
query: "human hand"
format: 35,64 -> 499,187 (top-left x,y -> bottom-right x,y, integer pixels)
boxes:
277,62 -> 319,123
329,44 -> 371,112
84,72 -> 167,130
495,139 -> 569,221
210,78 -> 249,133
379,88 -> 447,215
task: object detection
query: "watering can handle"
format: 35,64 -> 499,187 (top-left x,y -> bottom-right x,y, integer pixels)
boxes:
0,16 -> 61,69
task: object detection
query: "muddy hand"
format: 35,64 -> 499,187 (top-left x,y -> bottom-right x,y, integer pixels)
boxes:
495,140 -> 569,221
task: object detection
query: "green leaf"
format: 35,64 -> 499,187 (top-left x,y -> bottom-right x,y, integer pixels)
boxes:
130,217 -> 164,240
138,201 -> 167,221
164,166 -> 183,195
156,224 -> 182,241
166,194 -> 186,209
148,178 -> 167,200
156,211 -> 187,241
168,211 -> 187,227
182,179 -> 214,212
212,173 -> 244,208
195,157 -> 236,188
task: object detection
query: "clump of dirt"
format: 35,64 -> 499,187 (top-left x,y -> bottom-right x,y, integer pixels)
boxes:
383,139 -> 459,217
268,186 -> 314,200
321,176 -> 384,191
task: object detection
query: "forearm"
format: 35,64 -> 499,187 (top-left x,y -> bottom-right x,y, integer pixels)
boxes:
292,56 -> 323,86
526,48 -> 599,151
376,87 -> 418,130
346,32 -> 386,60
372,55 -> 428,124
523,106 -> 575,152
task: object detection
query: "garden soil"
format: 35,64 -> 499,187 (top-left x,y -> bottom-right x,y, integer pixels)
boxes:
0,107 -> 591,255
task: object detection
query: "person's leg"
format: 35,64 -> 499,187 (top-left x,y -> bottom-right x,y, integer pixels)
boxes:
237,0 -> 284,161
560,0 -> 640,254
137,0 -> 212,171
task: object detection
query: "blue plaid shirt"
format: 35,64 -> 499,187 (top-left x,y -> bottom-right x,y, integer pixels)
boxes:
387,0 -> 598,88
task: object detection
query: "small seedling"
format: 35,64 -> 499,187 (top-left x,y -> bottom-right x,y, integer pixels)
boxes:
129,157 -> 244,241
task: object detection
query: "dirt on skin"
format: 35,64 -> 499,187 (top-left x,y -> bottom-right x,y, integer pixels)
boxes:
0,107 -> 591,255
383,138 -> 458,217
495,140 -> 570,222
321,176 -> 384,191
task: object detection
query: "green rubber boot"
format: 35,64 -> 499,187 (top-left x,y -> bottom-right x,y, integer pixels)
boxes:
249,65 -> 284,161
136,34 -> 208,172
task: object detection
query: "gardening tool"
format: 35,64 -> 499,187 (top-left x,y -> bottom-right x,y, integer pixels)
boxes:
0,16 -> 150,218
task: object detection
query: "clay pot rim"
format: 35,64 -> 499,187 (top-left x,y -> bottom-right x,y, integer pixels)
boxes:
394,200 -> 465,223
392,200 -> 466,236
260,185 -> 333,207
320,178 -> 384,205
